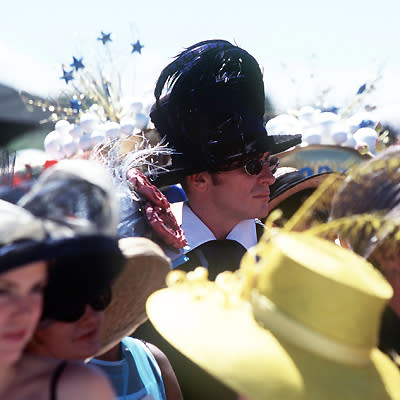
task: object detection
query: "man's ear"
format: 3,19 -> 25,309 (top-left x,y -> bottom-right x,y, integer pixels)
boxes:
186,172 -> 211,192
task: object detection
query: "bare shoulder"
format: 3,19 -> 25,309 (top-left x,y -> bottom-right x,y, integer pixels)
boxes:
145,342 -> 170,369
9,355 -> 115,400
56,361 -> 116,400
145,342 -> 183,400
15,353 -> 60,381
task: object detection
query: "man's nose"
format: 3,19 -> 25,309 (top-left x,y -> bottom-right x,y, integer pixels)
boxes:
258,164 -> 276,185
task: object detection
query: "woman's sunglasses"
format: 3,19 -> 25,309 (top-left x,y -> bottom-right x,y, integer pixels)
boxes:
44,288 -> 112,323
244,156 -> 280,176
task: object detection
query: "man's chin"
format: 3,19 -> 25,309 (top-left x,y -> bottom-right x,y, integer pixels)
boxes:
256,205 -> 269,220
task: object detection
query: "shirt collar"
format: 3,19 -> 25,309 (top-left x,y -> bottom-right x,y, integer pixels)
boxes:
182,202 -> 257,252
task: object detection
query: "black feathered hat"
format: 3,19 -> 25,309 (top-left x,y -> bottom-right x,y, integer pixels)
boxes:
149,39 -> 301,187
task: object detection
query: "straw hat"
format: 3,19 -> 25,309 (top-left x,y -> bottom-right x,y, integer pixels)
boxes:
329,145 -> 400,258
147,230 -> 400,399
264,144 -> 367,227
267,168 -> 335,226
98,236 -> 171,355
283,145 -> 400,255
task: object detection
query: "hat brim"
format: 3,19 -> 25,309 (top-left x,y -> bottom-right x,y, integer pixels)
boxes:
98,237 -> 170,355
147,286 -> 400,400
278,144 -> 370,176
149,134 -> 302,188
268,172 -> 333,213
0,240 -> 55,273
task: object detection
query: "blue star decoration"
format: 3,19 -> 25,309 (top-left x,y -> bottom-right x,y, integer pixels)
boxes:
60,68 -> 74,84
356,83 -> 367,95
131,40 -> 144,54
70,57 -> 85,71
69,99 -> 81,112
359,119 -> 375,128
98,31 -> 112,45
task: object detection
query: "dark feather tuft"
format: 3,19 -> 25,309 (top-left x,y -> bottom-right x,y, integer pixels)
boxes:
154,40 -> 233,102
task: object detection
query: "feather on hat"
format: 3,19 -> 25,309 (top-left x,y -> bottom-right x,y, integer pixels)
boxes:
149,39 -> 301,186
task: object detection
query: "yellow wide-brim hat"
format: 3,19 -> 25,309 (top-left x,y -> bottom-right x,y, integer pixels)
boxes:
99,237 -> 171,354
147,231 -> 400,399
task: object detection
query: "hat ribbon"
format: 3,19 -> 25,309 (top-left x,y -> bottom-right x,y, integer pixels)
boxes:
251,290 -> 372,366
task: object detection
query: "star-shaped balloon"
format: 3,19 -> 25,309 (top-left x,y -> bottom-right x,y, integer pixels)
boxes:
98,31 -> 112,45
60,68 -> 74,84
131,40 -> 144,54
70,56 -> 85,71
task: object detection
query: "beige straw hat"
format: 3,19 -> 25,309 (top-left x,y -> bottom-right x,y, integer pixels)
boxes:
99,237 -> 171,354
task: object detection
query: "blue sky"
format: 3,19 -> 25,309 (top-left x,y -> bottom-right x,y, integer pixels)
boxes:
2,0 -> 399,112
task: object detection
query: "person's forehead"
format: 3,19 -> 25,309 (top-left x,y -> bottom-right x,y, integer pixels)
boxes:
213,166 -> 248,179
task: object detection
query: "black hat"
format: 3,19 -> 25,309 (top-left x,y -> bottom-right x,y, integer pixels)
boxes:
149,40 -> 301,187
0,199 -> 58,273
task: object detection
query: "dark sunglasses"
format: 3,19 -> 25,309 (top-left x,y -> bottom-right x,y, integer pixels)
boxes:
46,288 -> 112,323
244,156 -> 280,176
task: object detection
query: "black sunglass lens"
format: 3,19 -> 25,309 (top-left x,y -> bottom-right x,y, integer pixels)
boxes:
90,289 -> 112,311
50,303 -> 86,323
245,160 -> 263,175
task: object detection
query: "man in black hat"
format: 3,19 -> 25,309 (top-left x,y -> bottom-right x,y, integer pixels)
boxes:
149,39 -> 301,278
137,39 -> 301,400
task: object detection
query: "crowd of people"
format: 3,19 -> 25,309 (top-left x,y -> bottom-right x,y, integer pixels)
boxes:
1,39 -> 400,400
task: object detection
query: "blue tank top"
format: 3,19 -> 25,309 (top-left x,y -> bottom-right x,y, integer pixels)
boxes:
89,337 -> 167,400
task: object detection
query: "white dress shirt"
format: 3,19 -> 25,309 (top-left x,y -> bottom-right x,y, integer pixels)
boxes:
181,202 -> 258,252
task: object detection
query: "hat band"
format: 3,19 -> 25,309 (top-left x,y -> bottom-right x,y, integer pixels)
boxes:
251,290 -> 372,366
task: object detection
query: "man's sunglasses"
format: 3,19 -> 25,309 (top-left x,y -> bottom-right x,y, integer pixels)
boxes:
244,156 -> 280,176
